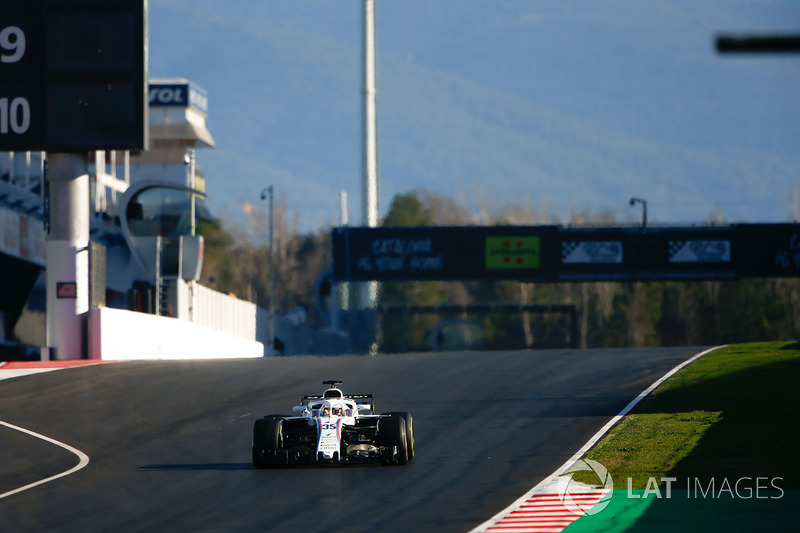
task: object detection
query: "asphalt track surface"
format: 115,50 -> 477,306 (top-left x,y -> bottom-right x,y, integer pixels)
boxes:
0,347 -> 706,532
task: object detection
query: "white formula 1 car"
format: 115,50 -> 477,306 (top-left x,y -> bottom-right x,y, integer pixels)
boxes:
252,380 -> 415,468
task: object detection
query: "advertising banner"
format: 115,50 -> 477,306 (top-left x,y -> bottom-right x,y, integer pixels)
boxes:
333,226 -> 557,282
332,224 -> 798,282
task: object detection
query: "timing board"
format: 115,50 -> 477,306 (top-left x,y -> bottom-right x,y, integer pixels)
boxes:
0,0 -> 147,152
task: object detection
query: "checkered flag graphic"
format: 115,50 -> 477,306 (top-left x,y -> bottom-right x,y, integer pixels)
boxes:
668,240 -> 686,259
562,241 -> 579,260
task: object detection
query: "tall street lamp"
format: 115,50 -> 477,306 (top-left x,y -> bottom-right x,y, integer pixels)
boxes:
629,197 -> 647,231
261,186 -> 275,353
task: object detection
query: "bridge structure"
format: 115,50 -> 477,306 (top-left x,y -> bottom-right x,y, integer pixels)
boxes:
332,224 -> 800,283
329,223 -> 800,352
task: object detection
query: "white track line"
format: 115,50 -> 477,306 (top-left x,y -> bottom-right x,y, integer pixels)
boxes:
0,420 -> 91,500
470,346 -> 725,532
0,368 -> 60,381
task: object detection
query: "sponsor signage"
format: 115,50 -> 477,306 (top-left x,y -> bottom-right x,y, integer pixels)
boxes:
636,229 -> 735,279
148,81 -> 208,113
56,281 -> 77,299
0,0 -> 147,151
485,236 -> 541,269
333,224 -> 800,282
668,240 -> 731,263
562,241 -> 623,264
558,229 -> 636,280
333,226 -> 557,282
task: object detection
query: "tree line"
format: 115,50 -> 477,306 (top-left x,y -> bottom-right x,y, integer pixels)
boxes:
199,191 -> 799,352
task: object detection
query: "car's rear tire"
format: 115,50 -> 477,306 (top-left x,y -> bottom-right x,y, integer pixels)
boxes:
379,414 -> 408,465
385,411 -> 414,460
252,417 -> 282,468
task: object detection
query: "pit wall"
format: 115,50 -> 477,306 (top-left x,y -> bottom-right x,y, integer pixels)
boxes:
87,307 -> 263,360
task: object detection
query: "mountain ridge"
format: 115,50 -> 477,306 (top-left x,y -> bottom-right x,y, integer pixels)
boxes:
147,0 -> 800,231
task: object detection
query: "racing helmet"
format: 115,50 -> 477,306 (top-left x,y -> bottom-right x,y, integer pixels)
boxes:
332,406 -> 343,416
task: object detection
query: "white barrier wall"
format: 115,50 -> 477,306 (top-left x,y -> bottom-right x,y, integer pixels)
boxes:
87,307 -> 263,360
183,282 -> 257,340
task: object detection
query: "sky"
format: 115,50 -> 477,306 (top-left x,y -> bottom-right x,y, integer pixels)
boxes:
147,0 -> 800,234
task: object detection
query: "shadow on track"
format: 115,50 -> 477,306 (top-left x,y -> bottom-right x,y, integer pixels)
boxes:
138,463 -> 253,471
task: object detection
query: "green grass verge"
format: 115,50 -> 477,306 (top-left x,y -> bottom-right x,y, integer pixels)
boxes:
566,342 -> 800,532
576,341 -> 800,488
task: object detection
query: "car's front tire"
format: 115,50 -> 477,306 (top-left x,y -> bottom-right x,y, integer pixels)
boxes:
379,413 -> 408,465
252,417 -> 283,468
385,411 -> 414,460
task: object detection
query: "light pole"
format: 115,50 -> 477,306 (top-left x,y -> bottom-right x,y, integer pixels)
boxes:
261,186 -> 275,353
186,149 -> 197,236
362,0 -> 379,228
629,197 -> 647,231
360,0 -> 379,354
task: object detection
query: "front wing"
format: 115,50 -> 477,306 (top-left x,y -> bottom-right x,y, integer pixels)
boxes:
262,416 -> 400,466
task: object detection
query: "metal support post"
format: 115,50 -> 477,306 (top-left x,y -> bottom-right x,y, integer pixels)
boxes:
45,153 -> 90,359
261,185 -> 276,354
